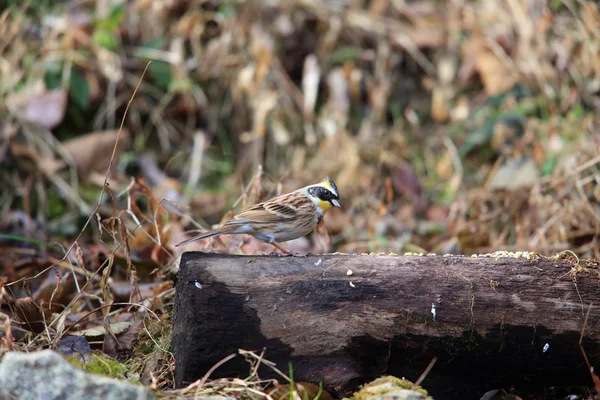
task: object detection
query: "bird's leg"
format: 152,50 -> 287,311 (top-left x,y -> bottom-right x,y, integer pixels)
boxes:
269,241 -> 293,256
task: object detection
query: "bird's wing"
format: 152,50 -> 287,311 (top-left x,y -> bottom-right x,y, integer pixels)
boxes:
224,201 -> 297,226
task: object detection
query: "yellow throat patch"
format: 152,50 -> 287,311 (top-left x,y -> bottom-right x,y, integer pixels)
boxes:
316,198 -> 333,212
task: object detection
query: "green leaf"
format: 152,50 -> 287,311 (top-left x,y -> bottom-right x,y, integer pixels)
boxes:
69,69 -> 90,110
218,1 -> 237,19
567,104 -> 585,121
148,61 -> 172,90
328,46 -> 362,65
288,362 -> 295,400
44,60 -> 63,89
141,38 -> 165,50
0,233 -> 48,248
551,0 -> 563,11
44,71 -> 61,90
94,3 -> 126,31
92,29 -> 118,51
168,78 -> 193,93
107,4 -> 126,28
541,157 -> 557,176
47,189 -> 67,219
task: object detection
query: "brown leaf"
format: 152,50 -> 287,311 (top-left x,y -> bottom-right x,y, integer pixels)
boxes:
390,164 -> 422,205
7,88 -> 68,129
115,319 -> 144,352
12,297 -> 46,334
431,86 -> 451,122
8,141 -> 64,174
61,129 -> 129,181
474,50 -> 517,96
33,269 -> 85,313
460,34 -> 518,95
72,321 -> 133,337
103,329 -> 119,358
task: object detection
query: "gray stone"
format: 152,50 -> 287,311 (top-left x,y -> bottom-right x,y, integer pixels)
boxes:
0,350 -> 154,400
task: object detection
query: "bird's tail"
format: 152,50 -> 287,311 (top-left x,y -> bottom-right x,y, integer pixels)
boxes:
173,230 -> 221,247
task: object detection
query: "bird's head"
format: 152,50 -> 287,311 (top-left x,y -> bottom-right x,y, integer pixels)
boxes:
304,177 -> 341,213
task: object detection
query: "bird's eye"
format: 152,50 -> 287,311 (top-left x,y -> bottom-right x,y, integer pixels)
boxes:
309,186 -> 338,202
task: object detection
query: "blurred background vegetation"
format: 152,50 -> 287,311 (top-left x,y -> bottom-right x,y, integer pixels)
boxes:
3,0 -> 600,262
3,0 -> 600,260
1,0 -> 600,392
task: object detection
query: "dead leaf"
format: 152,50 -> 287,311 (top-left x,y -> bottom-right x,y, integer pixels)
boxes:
460,34 -> 517,95
475,51 -> 517,96
486,158 -> 539,190
114,319 -> 143,352
7,88 -> 68,129
390,164 -> 422,205
102,329 -> 119,358
71,321 -> 133,337
33,270 -> 85,313
12,297 -> 46,334
9,141 -> 65,174
431,86 -> 451,122
61,129 -> 129,181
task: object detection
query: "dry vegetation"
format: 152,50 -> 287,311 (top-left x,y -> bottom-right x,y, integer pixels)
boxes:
1,0 -> 600,398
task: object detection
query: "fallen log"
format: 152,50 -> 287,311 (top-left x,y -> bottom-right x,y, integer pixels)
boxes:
172,252 -> 600,399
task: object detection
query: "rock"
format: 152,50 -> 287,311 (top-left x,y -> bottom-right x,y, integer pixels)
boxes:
0,350 -> 154,400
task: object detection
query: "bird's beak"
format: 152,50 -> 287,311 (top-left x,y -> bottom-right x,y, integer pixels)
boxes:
331,199 -> 341,208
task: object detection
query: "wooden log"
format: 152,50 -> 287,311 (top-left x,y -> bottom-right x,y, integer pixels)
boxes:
172,252 -> 600,399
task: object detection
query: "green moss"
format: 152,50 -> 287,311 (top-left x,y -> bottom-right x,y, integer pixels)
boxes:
134,313 -> 172,356
350,376 -> 432,400
67,352 -> 134,382
126,313 -> 173,389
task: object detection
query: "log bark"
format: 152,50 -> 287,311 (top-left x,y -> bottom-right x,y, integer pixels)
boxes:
172,252 -> 600,399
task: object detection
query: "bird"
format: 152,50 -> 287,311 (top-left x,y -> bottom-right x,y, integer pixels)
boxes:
174,177 -> 341,254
